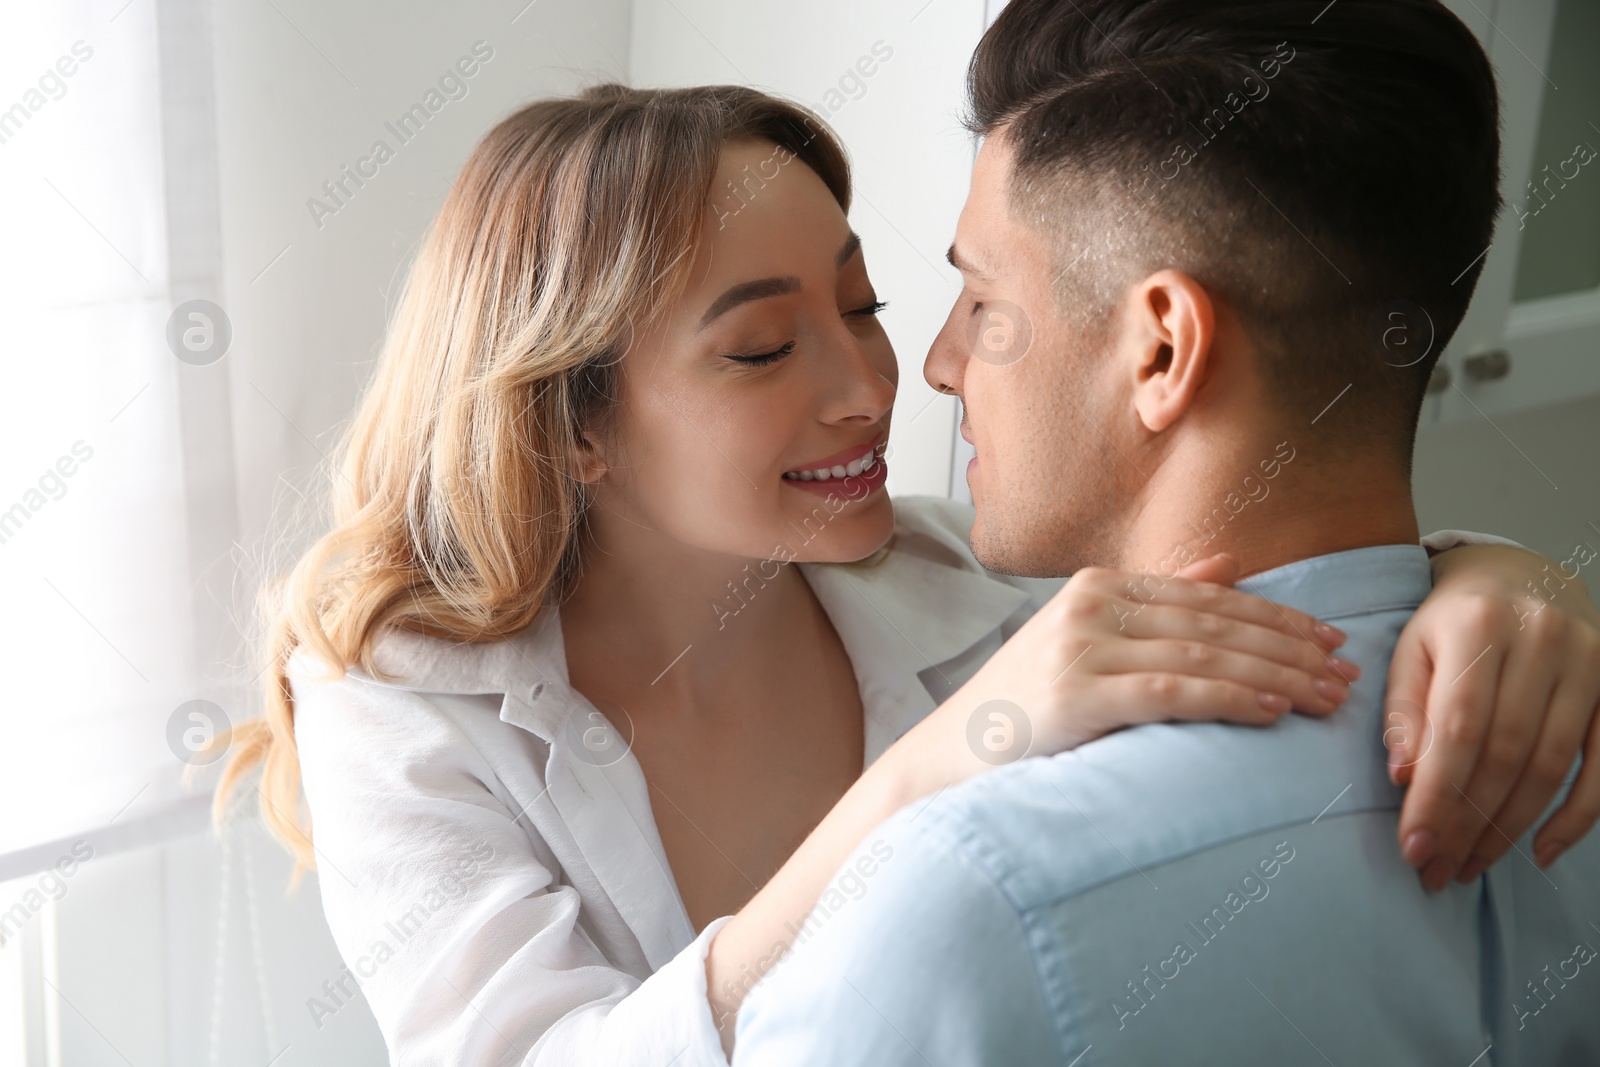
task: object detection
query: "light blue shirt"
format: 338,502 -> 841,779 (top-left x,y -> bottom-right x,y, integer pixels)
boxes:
735,546 -> 1600,1067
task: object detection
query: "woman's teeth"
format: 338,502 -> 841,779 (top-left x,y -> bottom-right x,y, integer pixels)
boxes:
783,444 -> 886,482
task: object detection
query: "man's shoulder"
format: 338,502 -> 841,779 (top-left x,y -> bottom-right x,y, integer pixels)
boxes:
907,586 -> 1423,913
911,711 -> 1403,914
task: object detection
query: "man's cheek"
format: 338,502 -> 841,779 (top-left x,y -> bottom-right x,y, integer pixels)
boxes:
966,367 -> 1027,472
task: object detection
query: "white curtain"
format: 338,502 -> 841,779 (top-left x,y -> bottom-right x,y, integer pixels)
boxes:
0,0 -> 230,866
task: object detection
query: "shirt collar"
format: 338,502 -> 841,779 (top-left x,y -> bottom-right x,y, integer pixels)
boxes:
364,608 -> 564,699
1236,544 -> 1434,621
360,506 -> 1033,747
802,538 -> 1032,760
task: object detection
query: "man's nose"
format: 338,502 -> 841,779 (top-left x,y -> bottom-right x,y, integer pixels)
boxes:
924,316 -> 966,398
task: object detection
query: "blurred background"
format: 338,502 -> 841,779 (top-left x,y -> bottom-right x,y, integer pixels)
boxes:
0,0 -> 1594,1063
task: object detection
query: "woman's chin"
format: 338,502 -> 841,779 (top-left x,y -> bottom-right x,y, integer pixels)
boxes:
777,499 -> 896,564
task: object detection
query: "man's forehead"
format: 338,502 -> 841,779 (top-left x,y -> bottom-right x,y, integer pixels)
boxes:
968,135 -> 1015,209
952,141 -> 1010,273
954,147 -> 1062,285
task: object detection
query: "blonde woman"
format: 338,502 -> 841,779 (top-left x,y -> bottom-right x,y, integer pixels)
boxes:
220,85 -> 1600,1066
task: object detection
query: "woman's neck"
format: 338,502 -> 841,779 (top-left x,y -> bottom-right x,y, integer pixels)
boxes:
558,512 -> 827,714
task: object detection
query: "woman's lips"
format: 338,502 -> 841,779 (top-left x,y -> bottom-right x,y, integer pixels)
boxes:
783,436 -> 886,479
782,451 -> 889,498
784,438 -> 889,479
781,438 -> 890,497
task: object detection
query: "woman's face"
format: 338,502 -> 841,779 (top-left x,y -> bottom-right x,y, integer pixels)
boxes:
586,140 -> 898,565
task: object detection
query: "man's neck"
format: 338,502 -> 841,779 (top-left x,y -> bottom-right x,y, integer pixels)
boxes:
1118,436 -> 1421,580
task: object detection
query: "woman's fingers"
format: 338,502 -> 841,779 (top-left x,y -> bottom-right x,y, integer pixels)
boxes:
1106,672 -> 1290,728
1004,565 -> 1359,758
1090,640 -> 1349,718
1533,714 -> 1600,868
1117,603 -> 1359,690
1397,636 -> 1507,890
1439,638 -> 1561,881
1457,673 -> 1595,878
1381,623 -> 1432,786
1071,567 -> 1347,655
1173,552 -> 1240,586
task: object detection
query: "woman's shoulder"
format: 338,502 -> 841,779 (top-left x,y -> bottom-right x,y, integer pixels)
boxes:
287,614 -> 554,698
892,493 -> 978,545
885,494 -> 980,568
284,627 -> 532,763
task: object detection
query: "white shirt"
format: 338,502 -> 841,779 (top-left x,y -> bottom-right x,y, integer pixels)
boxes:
292,496 -> 1055,1067
291,495 -> 1495,1067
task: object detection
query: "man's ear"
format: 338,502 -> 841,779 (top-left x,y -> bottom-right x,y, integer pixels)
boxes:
1126,269 -> 1215,433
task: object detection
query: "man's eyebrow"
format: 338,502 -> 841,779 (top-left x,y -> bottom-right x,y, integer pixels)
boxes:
695,232 -> 862,331
697,276 -> 802,331
945,242 -> 990,279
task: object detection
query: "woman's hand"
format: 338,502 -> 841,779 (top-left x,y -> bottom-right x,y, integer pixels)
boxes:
1386,543 -> 1600,890
912,556 -> 1358,784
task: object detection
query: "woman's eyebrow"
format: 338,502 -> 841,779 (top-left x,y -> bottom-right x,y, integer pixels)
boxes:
695,232 -> 863,332
697,277 -> 801,331
836,231 -> 861,267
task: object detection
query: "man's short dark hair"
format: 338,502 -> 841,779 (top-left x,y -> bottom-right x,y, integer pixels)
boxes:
967,0 -> 1502,458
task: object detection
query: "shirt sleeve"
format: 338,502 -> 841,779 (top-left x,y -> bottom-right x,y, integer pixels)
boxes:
731,808 -> 1060,1067
1420,529 -> 1526,554
291,656 -> 733,1067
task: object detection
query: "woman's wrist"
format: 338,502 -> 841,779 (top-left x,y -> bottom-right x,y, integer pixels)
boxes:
881,688 -> 998,797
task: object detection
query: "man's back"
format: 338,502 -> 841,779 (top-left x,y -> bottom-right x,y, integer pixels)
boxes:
734,546 -> 1600,1066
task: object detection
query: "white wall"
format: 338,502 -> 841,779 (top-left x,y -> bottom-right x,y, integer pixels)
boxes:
1414,394 -> 1600,563
630,0 -> 989,498
216,0 -> 634,556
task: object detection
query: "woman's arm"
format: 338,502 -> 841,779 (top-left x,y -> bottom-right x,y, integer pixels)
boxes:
1386,542 -> 1600,890
707,563 -> 1351,1055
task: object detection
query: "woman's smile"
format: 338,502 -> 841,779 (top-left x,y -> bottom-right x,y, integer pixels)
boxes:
781,437 -> 890,497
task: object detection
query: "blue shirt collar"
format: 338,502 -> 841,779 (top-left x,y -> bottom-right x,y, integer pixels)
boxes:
1235,544 -> 1434,622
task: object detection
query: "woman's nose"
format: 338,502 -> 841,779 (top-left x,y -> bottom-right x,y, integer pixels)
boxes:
820,329 -> 896,425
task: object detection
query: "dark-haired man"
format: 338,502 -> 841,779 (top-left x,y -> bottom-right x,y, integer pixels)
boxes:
732,1 -> 1600,1063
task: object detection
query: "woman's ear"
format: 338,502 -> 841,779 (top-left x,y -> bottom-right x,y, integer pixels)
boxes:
571,428 -> 610,485
1127,269 -> 1215,433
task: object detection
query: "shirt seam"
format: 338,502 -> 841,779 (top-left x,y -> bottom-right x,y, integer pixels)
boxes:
925,796 -> 1400,920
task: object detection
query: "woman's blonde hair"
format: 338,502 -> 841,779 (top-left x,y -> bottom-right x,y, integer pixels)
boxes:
217,84 -> 851,874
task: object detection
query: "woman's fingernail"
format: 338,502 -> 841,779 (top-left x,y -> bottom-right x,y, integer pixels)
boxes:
1456,857 -> 1489,883
1403,829 -> 1436,867
1328,658 -> 1361,681
1535,840 -> 1565,867
1421,857 -> 1454,892
1314,677 -> 1349,702
1314,623 -> 1347,646
1257,692 -> 1291,713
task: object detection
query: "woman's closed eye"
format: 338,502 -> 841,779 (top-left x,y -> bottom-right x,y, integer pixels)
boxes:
723,341 -> 796,366
721,300 -> 888,367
